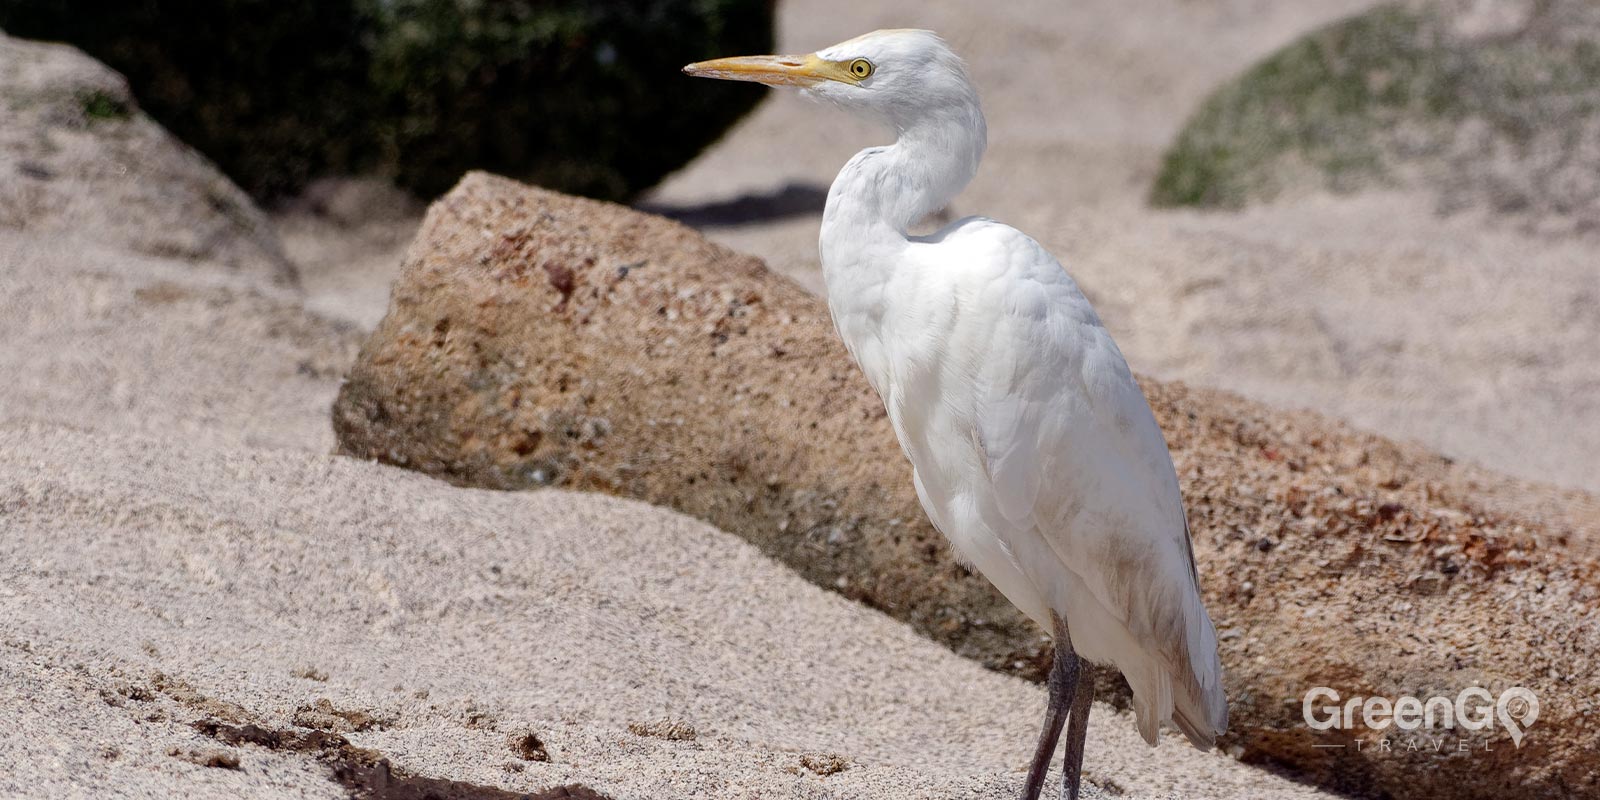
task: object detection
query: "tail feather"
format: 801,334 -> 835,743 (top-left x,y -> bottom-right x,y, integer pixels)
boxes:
1132,665 -> 1171,746
1128,581 -> 1228,749
1131,660 -> 1227,749
1172,707 -> 1216,751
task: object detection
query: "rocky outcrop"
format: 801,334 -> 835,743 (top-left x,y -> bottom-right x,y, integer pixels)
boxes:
1150,0 -> 1600,235
335,172 -> 1600,800
0,33 -> 355,452
0,34 -> 294,286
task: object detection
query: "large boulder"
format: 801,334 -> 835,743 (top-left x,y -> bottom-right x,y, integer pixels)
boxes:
334,173 -> 1599,799
0,33 -> 354,452
334,173 -> 1044,671
0,0 -> 773,201
0,34 -> 294,286
1149,0 -> 1600,234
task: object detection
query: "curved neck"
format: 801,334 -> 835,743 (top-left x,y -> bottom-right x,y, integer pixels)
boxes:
821,100 -> 987,256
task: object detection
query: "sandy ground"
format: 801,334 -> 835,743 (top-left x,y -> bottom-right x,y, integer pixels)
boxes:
3,421 -> 1344,800
0,25 -> 1342,800
0,233 -> 356,455
272,178 -> 424,330
7,1 -> 1597,795
638,0 -> 1600,495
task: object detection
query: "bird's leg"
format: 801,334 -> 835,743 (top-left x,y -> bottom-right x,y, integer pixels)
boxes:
1021,613 -> 1080,800
1061,658 -> 1096,800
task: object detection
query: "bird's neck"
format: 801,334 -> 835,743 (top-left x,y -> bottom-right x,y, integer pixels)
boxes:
820,104 -> 988,278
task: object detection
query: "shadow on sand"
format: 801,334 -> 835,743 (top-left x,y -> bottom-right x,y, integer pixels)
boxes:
194,719 -> 610,800
637,182 -> 828,228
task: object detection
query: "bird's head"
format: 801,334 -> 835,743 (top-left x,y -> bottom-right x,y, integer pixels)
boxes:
683,29 -> 980,133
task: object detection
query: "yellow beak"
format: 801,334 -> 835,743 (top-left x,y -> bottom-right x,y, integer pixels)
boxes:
682,54 -> 850,87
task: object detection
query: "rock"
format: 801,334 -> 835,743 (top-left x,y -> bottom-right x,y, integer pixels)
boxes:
334,173 -> 1031,673
0,33 -> 295,286
1149,0 -> 1600,235
0,33 -> 357,453
337,172 -> 1600,800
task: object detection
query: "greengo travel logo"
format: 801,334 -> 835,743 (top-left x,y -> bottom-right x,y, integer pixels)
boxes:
1302,686 -> 1539,752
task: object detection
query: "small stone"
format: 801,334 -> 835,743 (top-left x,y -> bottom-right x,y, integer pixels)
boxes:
798,753 -> 849,775
627,719 -> 696,741
509,731 -> 550,762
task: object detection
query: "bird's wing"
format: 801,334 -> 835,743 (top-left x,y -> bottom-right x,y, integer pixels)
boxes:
940,219 -> 1227,746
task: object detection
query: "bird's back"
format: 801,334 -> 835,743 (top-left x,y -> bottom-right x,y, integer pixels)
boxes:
826,216 -> 1227,748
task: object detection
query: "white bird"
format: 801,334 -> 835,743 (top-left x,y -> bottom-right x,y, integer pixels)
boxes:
685,29 -> 1227,800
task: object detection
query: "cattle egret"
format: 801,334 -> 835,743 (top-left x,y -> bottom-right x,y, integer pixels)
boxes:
685,29 -> 1227,800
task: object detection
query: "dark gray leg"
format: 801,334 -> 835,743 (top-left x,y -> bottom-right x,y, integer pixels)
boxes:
1061,659 -> 1096,800
1021,614 -> 1081,800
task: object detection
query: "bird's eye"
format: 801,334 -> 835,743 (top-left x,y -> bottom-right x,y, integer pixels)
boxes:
848,58 -> 874,79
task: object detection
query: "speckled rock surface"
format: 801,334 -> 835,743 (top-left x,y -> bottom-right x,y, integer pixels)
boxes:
335,172 -> 1600,799
334,173 -> 1032,673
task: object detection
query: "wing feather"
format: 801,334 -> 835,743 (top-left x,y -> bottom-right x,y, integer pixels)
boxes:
942,220 -> 1227,745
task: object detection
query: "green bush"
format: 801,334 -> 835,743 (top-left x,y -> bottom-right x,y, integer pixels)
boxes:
0,0 -> 772,201
363,0 -> 771,199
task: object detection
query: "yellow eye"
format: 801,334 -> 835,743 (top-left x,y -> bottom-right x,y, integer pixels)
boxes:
848,58 -> 874,79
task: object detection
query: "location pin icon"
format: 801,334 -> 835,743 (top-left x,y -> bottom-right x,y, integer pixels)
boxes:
1497,687 -> 1539,748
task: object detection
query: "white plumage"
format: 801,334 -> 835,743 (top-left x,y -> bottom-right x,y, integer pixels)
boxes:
687,28 -> 1226,799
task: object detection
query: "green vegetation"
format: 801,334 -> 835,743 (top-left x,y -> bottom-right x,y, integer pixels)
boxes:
78,90 -> 132,122
363,0 -> 771,198
1150,1 -> 1600,219
0,0 -> 772,201
1151,6 -> 1443,208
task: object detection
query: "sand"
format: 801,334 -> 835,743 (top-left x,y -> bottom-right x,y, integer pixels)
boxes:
0,23 -> 1339,800
6,0 -> 1597,795
271,178 -> 423,330
2,421 -> 1342,799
